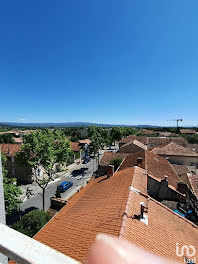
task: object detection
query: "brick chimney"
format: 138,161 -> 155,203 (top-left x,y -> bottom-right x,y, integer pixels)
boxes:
137,157 -> 143,168
107,165 -> 114,178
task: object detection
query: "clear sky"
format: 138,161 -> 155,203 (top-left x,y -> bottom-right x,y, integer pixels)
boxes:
0,0 -> 198,126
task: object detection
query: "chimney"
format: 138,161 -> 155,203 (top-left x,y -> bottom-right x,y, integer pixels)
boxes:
107,165 -> 114,178
140,202 -> 145,219
137,157 -> 143,168
164,175 -> 168,181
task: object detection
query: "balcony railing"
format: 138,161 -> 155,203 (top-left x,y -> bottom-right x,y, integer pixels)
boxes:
0,223 -> 79,264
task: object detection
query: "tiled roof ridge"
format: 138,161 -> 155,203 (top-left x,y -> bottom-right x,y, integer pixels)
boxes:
119,167 -> 137,238
115,156 -> 127,173
120,140 -> 135,148
119,167 -> 148,238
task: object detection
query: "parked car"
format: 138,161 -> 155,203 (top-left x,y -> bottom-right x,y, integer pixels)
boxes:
59,181 -> 73,192
83,157 -> 90,164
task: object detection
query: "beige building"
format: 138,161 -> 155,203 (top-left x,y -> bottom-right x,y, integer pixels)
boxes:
152,142 -> 198,167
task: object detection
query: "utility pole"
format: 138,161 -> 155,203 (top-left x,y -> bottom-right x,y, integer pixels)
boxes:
0,148 -> 8,264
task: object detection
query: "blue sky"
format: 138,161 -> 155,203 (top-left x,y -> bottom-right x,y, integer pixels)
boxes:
0,0 -> 198,126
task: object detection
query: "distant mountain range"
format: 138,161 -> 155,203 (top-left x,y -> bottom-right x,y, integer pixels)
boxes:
0,122 -> 157,128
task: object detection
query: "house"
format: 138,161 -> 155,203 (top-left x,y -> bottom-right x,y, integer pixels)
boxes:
119,135 -> 187,150
70,142 -> 83,162
0,144 -> 32,184
180,129 -> 196,135
172,164 -> 191,177
119,135 -> 147,148
13,137 -> 23,145
119,150 -> 180,189
187,144 -> 198,153
187,174 -> 198,198
119,139 -> 147,154
147,136 -> 187,149
98,152 -> 128,175
151,142 -> 198,167
17,165 -> 198,264
141,129 -> 156,135
156,131 -> 175,137
79,139 -> 91,158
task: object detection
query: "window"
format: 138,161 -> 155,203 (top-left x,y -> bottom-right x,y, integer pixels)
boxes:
11,157 -> 14,163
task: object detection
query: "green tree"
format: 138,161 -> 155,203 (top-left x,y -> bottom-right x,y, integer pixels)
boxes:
110,127 -> 122,143
16,130 -> 71,210
12,209 -> 51,237
1,153 -> 22,214
0,133 -> 14,143
110,158 -> 123,171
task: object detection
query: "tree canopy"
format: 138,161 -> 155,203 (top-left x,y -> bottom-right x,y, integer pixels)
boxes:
110,158 -> 123,171
12,209 -> 51,237
16,129 -> 72,210
0,133 -> 14,143
1,153 -> 22,214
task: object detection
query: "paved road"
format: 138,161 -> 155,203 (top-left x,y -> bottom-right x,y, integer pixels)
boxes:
6,158 -> 100,225
21,158 -> 99,211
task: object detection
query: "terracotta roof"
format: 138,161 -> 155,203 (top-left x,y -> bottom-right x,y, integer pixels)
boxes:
14,166 -> 198,264
123,170 -> 198,263
187,174 -> 198,198
0,144 -> 21,157
119,151 -> 180,189
180,129 -> 196,134
119,140 -> 147,153
187,144 -> 198,153
119,135 -> 147,145
33,167 -> 135,263
70,142 -> 81,152
156,131 -> 173,137
148,137 -> 187,146
119,135 -> 187,148
79,139 -> 91,145
13,137 -> 23,144
99,152 -> 128,166
141,129 -> 155,135
152,142 -> 198,157
172,164 -> 191,176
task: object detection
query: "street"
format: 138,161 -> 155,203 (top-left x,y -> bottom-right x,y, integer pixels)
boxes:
22,158 -> 99,211
6,158 -> 99,225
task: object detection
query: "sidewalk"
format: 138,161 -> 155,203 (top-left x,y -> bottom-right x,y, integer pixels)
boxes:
19,160 -> 82,202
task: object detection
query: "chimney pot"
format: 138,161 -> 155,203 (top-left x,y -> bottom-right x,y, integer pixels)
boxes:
137,157 -> 143,167
140,202 -> 145,219
107,165 -> 114,178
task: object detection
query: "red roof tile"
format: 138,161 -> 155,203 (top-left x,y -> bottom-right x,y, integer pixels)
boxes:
0,144 -> 21,157
99,152 -> 128,166
152,142 -> 198,157
33,168 -> 135,263
14,166 -> 198,264
70,142 -> 81,152
119,151 -> 180,189
172,164 -> 191,176
188,174 -> 198,198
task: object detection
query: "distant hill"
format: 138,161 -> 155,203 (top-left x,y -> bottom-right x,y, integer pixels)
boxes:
0,122 -> 134,128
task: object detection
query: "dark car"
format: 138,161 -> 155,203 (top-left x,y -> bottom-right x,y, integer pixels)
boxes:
83,157 -> 90,164
59,181 -> 73,192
